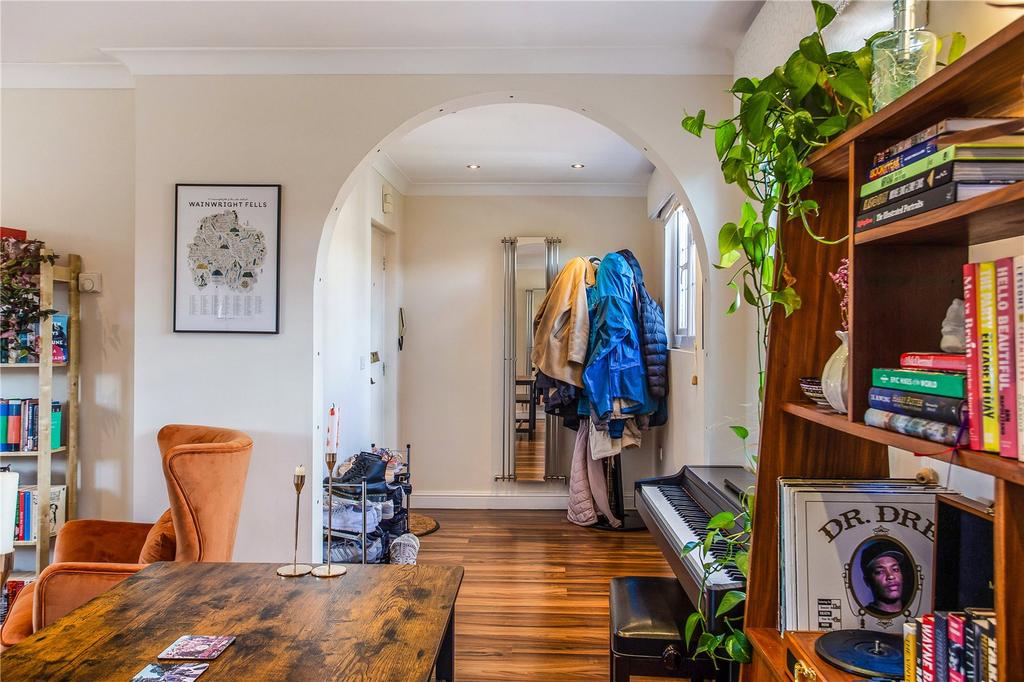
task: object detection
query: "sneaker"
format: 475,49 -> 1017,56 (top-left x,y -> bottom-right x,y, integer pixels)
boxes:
339,452 -> 387,483
389,533 -> 420,565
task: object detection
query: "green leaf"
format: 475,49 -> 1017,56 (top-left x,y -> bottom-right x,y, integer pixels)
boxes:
853,44 -> 873,79
812,0 -> 837,30
715,590 -> 747,617
717,250 -> 741,270
731,77 -> 757,94
730,425 -> 750,440
829,68 -> 870,108
684,612 -> 702,647
799,33 -> 828,65
817,115 -> 847,138
771,286 -> 803,316
708,511 -> 736,530
740,201 -> 757,228
714,122 -> 737,161
740,92 -> 771,143
718,222 -> 741,256
725,631 -> 752,663
681,540 -> 700,557
734,551 -> 750,578
681,110 -> 706,136
784,52 -> 820,101
743,281 -> 759,306
948,32 -> 967,64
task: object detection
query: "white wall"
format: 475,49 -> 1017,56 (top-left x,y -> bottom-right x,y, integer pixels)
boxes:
1,89 -> 135,522
399,194 -> 660,504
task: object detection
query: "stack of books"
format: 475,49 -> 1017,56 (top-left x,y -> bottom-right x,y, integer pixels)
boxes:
12,484 -> 66,541
855,118 -> 1024,233
905,609 -> 996,682
963,257 -> 1023,459
0,314 -> 70,364
865,364 -> 968,446
0,400 -> 63,452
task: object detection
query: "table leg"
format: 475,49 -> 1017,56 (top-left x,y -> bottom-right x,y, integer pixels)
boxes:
436,608 -> 455,681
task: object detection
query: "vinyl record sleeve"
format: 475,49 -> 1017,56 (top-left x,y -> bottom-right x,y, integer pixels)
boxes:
780,481 -> 947,634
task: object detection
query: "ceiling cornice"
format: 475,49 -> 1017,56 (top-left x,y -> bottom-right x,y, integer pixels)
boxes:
101,45 -> 733,77
402,182 -> 647,198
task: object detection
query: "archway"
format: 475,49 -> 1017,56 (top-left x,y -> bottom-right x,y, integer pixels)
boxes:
310,91 -> 714,558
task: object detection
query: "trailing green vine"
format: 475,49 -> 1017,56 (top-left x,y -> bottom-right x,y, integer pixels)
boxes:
1,237 -> 58,361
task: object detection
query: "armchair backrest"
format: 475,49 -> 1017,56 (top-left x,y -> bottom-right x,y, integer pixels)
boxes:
157,425 -> 253,562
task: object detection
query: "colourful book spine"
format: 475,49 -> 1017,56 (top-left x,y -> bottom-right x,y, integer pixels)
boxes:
964,264 -> 983,450
978,261 -> 1001,451
949,612 -> 966,682
13,490 -> 21,542
901,352 -> 969,372
934,611 -> 950,682
860,146 -> 957,196
867,387 -> 964,425
868,140 -> 939,180
905,619 -> 918,682
865,408 -> 966,446
8,401 -> 21,452
1015,255 -> 1024,462
921,614 -> 936,682
872,368 -> 966,398
995,257 -> 1019,459
0,400 -> 8,453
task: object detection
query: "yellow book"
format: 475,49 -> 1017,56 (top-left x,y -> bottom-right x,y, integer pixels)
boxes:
903,620 -> 917,682
978,261 -> 1001,452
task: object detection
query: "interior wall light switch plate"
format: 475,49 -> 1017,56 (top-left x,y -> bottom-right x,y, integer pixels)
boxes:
79,272 -> 102,293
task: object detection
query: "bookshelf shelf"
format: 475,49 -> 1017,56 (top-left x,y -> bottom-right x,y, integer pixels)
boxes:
0,363 -> 69,370
13,533 -> 58,547
853,181 -> 1024,246
745,16 -> 1024,681
783,401 -> 1024,486
1,447 -> 68,459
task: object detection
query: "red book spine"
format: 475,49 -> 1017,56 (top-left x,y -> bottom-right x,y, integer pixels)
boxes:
901,352 -> 969,372
996,257 -> 1019,458
963,264 -> 983,450
948,613 -> 966,682
921,614 -> 936,682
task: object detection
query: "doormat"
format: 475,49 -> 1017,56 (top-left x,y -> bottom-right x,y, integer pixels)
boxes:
410,512 -> 440,537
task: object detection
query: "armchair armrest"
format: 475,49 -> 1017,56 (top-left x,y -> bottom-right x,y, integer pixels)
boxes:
54,519 -> 154,564
33,561 -> 143,630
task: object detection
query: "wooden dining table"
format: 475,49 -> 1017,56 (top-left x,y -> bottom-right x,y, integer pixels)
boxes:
1,561 -> 464,680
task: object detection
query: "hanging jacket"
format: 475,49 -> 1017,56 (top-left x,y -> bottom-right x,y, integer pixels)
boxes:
617,249 -> 669,399
581,253 -> 655,422
532,257 -> 596,388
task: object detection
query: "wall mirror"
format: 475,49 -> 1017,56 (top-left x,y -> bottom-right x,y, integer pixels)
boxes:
499,236 -> 564,482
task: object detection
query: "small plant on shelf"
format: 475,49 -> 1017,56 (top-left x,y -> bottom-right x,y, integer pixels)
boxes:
1,237 -> 58,362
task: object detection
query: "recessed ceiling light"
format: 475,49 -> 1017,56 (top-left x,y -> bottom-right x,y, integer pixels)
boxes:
571,163 -> 585,169
466,164 -> 481,170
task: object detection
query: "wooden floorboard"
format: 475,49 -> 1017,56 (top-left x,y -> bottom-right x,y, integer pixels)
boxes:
416,508 -> 678,681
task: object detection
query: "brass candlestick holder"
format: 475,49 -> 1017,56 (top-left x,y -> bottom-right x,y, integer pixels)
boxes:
312,451 -> 346,578
277,467 -> 313,578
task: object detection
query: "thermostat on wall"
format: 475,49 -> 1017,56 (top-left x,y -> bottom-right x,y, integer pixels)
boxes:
79,272 -> 102,293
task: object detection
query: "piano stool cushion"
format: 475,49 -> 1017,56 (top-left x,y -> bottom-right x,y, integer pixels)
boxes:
609,576 -> 696,659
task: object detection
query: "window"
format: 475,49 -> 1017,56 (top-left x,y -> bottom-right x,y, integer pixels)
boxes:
666,206 -> 698,349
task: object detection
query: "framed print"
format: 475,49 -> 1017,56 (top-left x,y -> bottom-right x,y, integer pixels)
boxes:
174,184 -> 281,333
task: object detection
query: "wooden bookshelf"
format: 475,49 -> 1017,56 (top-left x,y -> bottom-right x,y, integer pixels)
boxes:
3,251 -> 81,575
744,16 -> 1024,681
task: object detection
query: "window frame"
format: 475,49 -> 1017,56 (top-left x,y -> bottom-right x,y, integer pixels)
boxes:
665,204 -> 698,350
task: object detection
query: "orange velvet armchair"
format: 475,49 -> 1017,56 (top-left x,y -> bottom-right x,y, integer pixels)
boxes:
0,424 -> 252,650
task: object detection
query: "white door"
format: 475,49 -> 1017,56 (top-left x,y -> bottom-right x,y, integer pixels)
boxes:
369,228 -> 387,445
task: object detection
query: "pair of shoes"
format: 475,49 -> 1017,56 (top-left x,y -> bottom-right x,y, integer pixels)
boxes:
333,452 -> 389,494
389,533 -> 420,565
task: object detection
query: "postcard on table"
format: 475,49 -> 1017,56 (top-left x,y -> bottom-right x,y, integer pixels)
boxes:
158,635 -> 236,660
132,662 -> 209,681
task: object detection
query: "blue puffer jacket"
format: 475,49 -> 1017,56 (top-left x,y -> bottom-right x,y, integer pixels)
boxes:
618,249 -> 669,399
581,253 -> 656,422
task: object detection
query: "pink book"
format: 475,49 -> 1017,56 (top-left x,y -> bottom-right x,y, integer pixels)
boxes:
995,257 -> 1018,458
963,264 -> 982,450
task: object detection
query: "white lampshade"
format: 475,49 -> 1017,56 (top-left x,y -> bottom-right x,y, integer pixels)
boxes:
1,471 -> 19,554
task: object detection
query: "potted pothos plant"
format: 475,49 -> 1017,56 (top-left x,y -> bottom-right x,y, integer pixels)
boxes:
677,0 -> 965,666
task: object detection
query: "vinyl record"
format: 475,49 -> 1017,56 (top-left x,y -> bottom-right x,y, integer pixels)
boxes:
814,629 -> 904,679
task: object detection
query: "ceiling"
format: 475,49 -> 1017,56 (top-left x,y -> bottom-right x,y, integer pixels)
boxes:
1,1 -> 763,83
379,103 -> 654,195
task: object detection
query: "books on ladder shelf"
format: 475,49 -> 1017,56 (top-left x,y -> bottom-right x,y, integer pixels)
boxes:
0,400 -> 63,452
855,118 -> 1023,233
12,485 -> 66,541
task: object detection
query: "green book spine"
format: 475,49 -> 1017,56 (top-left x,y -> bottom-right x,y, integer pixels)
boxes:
859,146 -> 957,197
51,403 -> 62,450
872,368 -> 966,398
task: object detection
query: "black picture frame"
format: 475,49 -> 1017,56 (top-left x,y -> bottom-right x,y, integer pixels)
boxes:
173,183 -> 282,334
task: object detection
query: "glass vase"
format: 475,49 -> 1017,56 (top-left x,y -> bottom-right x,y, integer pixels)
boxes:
821,330 -> 849,414
871,28 -> 938,112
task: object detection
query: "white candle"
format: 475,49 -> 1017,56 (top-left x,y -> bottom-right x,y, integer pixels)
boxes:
295,465 -> 305,476
325,403 -> 340,453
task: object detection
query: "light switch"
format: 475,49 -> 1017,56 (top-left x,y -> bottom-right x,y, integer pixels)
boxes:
360,356 -> 367,370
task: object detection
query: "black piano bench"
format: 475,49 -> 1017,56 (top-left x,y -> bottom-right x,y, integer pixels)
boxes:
609,576 -> 727,682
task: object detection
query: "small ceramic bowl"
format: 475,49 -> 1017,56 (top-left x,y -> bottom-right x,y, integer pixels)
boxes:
798,377 -> 831,408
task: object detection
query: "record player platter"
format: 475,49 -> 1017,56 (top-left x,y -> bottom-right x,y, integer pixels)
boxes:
814,629 -> 904,679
